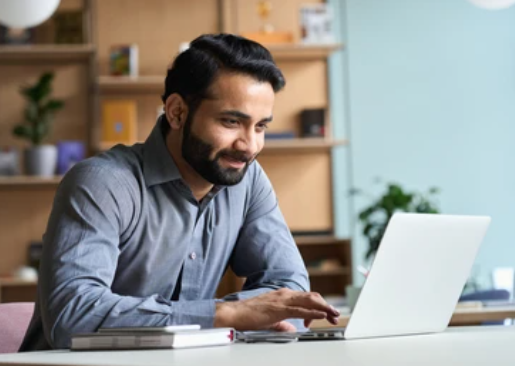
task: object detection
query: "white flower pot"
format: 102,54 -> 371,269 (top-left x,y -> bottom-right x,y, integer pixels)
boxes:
24,144 -> 57,177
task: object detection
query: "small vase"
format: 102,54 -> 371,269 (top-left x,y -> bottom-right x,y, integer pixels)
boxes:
24,144 -> 57,177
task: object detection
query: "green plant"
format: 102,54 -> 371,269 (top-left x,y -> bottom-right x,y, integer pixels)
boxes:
354,182 -> 440,260
12,72 -> 64,145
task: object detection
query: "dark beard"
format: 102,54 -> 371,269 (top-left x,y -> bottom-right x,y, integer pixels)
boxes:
181,116 -> 255,186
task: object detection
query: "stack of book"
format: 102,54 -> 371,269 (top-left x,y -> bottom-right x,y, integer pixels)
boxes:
71,325 -> 234,351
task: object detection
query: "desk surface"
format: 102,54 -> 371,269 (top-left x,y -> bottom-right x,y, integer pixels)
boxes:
311,305 -> 515,328
0,326 -> 514,366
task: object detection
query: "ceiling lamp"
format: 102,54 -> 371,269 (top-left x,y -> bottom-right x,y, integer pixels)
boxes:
0,0 -> 61,29
468,0 -> 515,10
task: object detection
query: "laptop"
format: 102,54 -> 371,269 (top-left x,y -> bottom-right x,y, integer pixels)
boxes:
302,213 -> 491,340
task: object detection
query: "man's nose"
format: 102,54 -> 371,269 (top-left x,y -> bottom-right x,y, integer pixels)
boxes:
234,129 -> 258,157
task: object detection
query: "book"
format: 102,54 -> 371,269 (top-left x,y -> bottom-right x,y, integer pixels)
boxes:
71,328 -> 235,351
109,44 -> 139,76
265,131 -> 296,140
101,100 -> 137,145
98,324 -> 201,333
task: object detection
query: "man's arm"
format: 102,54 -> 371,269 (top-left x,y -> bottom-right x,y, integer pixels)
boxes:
40,163 -> 216,349
213,163 -> 340,331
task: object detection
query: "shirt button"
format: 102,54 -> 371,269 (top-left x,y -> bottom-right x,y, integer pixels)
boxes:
189,252 -> 197,260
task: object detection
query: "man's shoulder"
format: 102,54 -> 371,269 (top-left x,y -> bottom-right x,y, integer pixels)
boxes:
244,160 -> 268,187
64,144 -> 144,189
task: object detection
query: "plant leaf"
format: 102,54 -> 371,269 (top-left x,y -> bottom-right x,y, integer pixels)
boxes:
12,125 -> 33,140
45,99 -> 64,111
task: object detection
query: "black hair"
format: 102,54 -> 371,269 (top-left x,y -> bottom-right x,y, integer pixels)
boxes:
161,33 -> 285,113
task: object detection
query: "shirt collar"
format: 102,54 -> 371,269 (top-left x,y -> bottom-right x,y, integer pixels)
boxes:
143,115 -> 183,187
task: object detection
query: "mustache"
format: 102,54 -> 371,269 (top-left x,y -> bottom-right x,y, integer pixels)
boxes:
217,150 -> 256,164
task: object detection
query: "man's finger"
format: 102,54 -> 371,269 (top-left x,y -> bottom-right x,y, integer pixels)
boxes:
287,293 -> 340,317
327,316 -> 339,325
270,321 -> 297,332
281,306 -> 327,320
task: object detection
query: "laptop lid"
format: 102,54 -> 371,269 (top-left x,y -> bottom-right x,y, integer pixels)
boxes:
345,213 -> 491,339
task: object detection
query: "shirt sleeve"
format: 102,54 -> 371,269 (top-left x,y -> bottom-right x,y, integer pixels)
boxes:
40,163 -> 216,349
225,163 -> 310,299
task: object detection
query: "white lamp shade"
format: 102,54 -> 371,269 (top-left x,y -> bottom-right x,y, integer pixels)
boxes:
0,0 -> 61,28
468,0 -> 515,10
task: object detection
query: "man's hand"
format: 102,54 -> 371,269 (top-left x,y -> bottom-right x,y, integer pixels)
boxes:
214,288 -> 340,332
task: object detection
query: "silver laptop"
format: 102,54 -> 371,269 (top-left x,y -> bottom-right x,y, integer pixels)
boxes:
305,213 -> 491,340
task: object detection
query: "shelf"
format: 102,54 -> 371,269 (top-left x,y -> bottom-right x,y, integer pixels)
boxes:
266,43 -> 343,61
0,44 -> 96,62
307,267 -> 351,277
97,75 -> 163,92
97,141 -> 137,151
294,235 -> 351,246
97,138 -> 347,153
262,138 -> 348,153
95,43 -> 343,92
0,278 -> 37,287
0,176 -> 62,188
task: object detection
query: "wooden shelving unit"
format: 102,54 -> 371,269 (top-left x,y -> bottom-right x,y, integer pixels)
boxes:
294,235 -> 351,246
96,44 -> 343,92
307,267 -> 351,277
0,278 -> 38,287
0,44 -> 96,62
294,235 -> 352,295
0,0 -> 352,300
97,138 -> 347,154
0,278 -> 38,303
0,176 -> 62,188
263,138 -> 347,152
266,43 -> 343,61
97,75 -> 163,92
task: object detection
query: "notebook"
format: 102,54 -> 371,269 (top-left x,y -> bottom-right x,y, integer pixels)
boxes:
71,328 -> 235,350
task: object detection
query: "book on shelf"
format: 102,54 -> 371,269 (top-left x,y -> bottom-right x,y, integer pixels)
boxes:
265,131 -> 296,140
71,327 -> 235,351
109,44 -> 139,76
101,100 -> 137,146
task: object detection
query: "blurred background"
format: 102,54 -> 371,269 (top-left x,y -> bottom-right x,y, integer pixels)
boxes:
0,0 -> 514,306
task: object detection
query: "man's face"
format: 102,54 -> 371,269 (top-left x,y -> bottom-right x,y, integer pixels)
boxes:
181,72 -> 275,186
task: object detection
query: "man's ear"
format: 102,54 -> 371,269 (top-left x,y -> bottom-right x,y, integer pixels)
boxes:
164,93 -> 189,130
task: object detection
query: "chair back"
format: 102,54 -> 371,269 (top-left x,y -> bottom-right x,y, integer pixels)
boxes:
0,302 -> 34,353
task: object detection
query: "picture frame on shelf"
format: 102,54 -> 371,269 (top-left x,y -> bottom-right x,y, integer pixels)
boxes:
300,4 -> 335,44
53,10 -> 84,44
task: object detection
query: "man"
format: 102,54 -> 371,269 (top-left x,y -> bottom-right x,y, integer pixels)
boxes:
20,34 -> 339,351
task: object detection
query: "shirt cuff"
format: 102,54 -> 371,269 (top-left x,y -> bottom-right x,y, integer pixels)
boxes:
170,299 -> 217,328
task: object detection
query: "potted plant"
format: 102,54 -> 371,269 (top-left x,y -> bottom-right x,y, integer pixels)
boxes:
12,72 -> 64,177
355,182 -> 440,261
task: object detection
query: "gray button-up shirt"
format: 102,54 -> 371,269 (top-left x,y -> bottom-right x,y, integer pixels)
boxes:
20,118 -> 309,350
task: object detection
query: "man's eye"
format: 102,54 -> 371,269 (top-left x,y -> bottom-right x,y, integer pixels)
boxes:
221,118 -> 239,125
256,123 -> 269,131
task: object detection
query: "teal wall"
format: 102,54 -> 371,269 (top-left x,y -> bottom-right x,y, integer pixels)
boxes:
330,0 -> 515,286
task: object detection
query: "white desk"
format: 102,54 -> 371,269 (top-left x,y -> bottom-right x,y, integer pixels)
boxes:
0,326 -> 514,366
